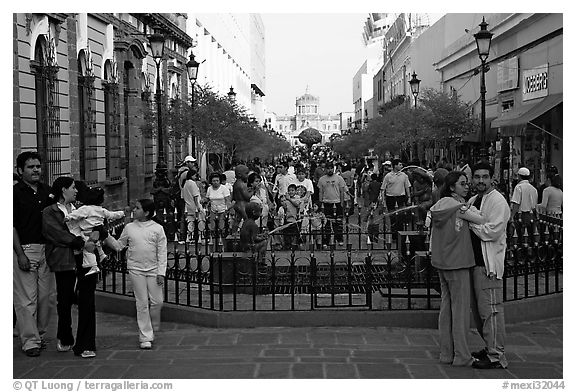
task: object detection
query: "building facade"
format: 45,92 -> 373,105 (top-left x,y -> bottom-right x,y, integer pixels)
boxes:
433,13 -> 563,189
275,91 -> 341,146
13,13 -> 193,209
186,13 -> 266,125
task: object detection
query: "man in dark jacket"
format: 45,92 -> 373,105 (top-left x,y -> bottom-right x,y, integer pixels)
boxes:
13,152 -> 54,357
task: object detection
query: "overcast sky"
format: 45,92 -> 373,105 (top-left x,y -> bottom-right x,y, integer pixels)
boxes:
262,13 -> 369,117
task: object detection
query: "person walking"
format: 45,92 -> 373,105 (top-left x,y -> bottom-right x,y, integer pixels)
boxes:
509,167 -> 538,244
429,171 -> 485,367
43,176 -> 98,358
317,161 -> 347,246
114,199 -> 167,350
13,152 -> 57,357
379,159 -> 411,239
537,174 -> 562,215
468,161 -> 511,369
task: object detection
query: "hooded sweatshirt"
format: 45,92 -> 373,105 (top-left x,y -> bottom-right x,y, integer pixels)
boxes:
429,197 -> 475,270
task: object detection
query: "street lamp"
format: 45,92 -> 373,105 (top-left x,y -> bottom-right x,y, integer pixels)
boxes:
409,71 -> 421,109
186,51 -> 200,158
149,32 -> 166,165
227,86 -> 236,100
474,16 -> 493,161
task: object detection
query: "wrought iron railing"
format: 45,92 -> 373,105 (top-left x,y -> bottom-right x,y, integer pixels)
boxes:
98,210 -> 562,311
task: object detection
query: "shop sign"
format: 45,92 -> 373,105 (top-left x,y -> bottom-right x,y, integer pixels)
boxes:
497,56 -> 519,92
522,64 -> 549,101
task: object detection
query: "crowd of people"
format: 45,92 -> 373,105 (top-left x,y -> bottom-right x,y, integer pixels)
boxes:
14,145 -> 562,369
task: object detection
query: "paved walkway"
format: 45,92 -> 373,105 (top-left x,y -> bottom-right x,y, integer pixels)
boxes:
13,310 -> 562,379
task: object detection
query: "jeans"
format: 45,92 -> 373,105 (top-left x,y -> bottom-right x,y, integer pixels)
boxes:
438,268 -> 473,366
471,266 -> 508,367
385,195 -> 407,236
54,270 -> 77,347
73,267 -> 98,354
13,244 -> 56,351
129,270 -> 164,343
322,203 -> 343,244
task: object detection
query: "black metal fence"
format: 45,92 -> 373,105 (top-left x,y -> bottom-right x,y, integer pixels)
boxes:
98,209 -> 562,312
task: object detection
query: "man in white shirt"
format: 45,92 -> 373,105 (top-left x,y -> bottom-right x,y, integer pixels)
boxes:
468,161 -> 510,370
273,163 -> 296,202
379,159 -> 411,237
181,169 -> 205,243
509,167 -> 538,245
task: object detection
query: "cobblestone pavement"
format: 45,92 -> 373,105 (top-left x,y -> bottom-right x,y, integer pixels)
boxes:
13,309 -> 562,379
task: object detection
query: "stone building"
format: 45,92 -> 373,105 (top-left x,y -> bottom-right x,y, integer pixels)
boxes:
13,13 -> 194,209
275,91 -> 341,146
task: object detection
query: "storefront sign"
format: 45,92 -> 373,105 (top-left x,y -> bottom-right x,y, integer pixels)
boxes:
497,56 -> 519,92
522,64 -> 549,101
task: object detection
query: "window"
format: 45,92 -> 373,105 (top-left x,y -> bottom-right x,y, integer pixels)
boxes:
103,60 -> 122,181
31,36 -> 62,186
502,99 -> 514,112
78,50 -> 98,184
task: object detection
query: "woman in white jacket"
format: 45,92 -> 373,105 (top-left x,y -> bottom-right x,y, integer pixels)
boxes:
115,199 -> 167,350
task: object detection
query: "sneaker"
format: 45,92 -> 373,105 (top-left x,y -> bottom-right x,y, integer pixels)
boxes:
472,359 -> 506,369
472,348 -> 488,360
140,341 -> 152,350
24,347 -> 41,357
85,266 -> 100,276
57,341 -> 72,352
80,350 -> 96,358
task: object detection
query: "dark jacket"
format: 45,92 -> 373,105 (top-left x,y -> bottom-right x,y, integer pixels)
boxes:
42,203 -> 84,272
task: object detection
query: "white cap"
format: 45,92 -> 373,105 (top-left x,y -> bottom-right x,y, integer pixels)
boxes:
384,161 -> 392,165
518,167 -> 530,176
184,155 -> 197,163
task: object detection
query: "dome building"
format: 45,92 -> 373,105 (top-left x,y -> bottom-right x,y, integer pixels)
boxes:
275,89 -> 341,146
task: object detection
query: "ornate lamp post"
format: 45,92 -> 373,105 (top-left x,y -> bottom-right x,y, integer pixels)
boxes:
186,51 -> 200,158
474,17 -> 493,161
227,86 -> 236,101
149,32 -> 166,165
409,71 -> 421,109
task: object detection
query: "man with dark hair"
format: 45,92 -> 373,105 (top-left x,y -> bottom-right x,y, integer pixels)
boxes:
467,161 -> 510,369
13,151 -> 55,357
317,161 -> 347,247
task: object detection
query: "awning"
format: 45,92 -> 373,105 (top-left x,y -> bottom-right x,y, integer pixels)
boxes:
491,93 -> 562,137
461,117 -> 498,143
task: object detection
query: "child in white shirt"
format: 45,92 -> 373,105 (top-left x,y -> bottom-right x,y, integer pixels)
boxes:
65,184 -> 124,276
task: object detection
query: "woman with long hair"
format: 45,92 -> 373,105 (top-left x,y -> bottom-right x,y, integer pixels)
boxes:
429,171 -> 486,367
43,176 -> 98,358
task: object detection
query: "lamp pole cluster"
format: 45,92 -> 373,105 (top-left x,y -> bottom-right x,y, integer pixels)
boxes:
186,52 -> 200,158
148,33 -> 166,166
409,71 -> 421,109
474,16 -> 494,162
149,30 -> 201,166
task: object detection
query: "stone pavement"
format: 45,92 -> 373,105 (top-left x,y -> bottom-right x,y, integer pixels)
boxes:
13,309 -> 562,379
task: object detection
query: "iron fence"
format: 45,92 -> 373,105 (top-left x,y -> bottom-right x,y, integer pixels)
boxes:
98,210 -> 562,311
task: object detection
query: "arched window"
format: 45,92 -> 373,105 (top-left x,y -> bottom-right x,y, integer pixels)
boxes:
31,35 -> 61,185
103,59 -> 122,180
78,50 -> 98,184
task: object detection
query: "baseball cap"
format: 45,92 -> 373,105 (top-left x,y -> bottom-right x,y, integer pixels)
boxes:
383,160 -> 392,166
184,155 -> 197,163
518,167 -> 530,176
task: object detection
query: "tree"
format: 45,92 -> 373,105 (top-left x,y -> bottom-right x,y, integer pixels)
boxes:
141,84 -> 290,165
331,88 -> 478,161
298,127 -> 323,149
